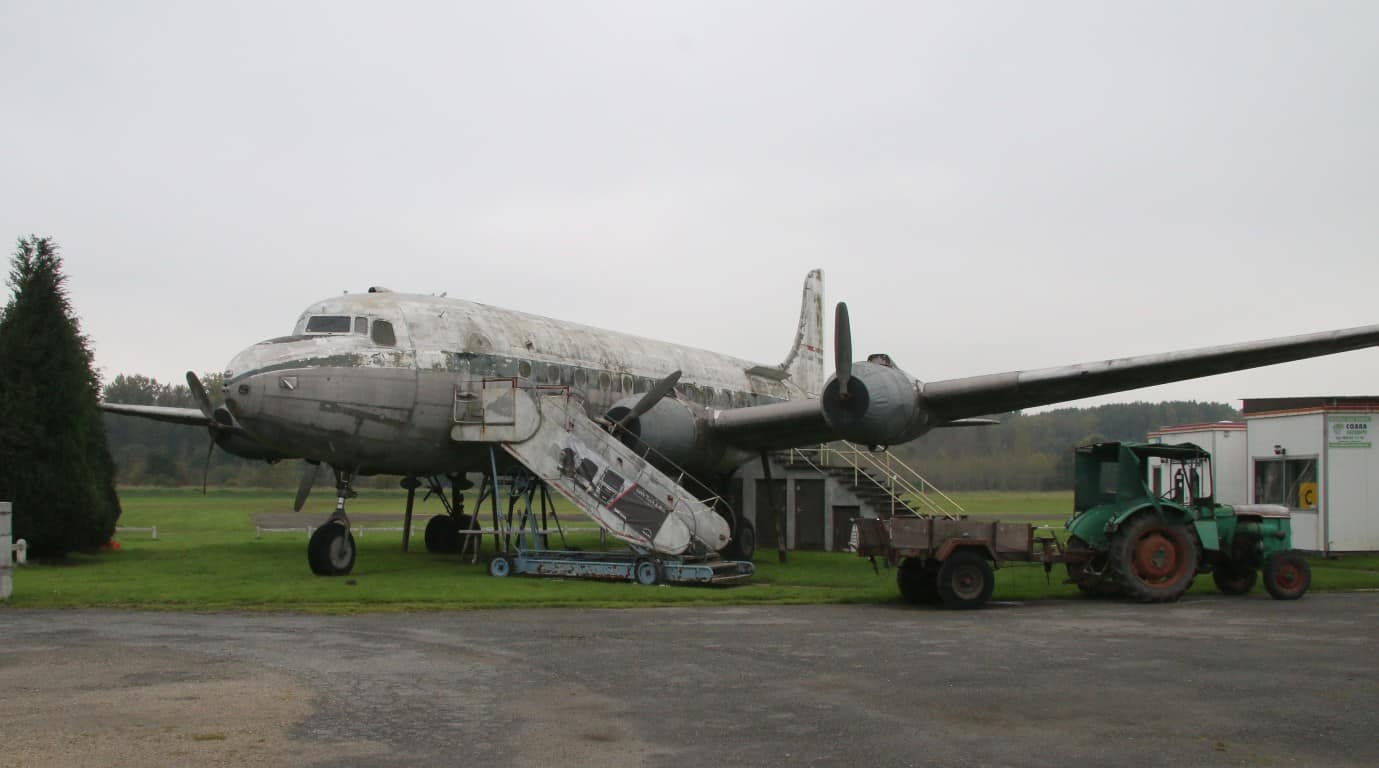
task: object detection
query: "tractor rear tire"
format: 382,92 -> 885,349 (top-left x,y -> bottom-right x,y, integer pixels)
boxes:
1263,551 -> 1311,600
935,550 -> 994,610
1212,563 -> 1257,596
897,558 -> 939,605
1110,513 -> 1198,603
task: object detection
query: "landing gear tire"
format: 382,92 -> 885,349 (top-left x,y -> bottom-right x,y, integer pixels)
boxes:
935,550 -> 994,610
308,522 -> 356,576
897,558 -> 939,605
634,557 -> 661,586
732,518 -> 756,561
1212,562 -> 1258,596
1263,551 -> 1310,600
488,555 -> 513,578
1110,513 -> 1198,603
425,514 -> 466,554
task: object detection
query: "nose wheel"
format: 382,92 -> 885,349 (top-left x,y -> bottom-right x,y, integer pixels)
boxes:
308,468 -> 357,576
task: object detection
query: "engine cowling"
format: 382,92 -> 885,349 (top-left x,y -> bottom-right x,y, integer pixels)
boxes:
820,358 -> 925,446
604,396 -> 727,477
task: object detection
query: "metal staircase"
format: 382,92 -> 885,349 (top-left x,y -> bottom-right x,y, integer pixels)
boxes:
776,443 -> 965,520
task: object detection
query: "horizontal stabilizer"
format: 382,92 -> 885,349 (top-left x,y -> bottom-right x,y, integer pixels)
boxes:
936,418 -> 1000,428
744,365 -> 790,382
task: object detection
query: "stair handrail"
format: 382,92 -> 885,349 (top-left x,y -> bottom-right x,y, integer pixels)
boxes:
783,444 -> 964,520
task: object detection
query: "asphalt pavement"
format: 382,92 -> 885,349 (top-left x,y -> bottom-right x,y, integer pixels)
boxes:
2,593 -> 1376,767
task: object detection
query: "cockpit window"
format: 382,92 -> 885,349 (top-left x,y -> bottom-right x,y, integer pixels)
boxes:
353,317 -> 368,335
371,319 -> 397,346
305,315 -> 352,334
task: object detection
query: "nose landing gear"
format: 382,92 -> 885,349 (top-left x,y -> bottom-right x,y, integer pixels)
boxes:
308,468 -> 357,576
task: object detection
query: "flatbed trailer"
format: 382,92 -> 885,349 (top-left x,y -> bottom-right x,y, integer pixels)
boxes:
853,516 -> 1063,609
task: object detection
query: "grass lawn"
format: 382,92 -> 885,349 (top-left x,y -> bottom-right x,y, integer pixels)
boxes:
3,488 -> 1376,612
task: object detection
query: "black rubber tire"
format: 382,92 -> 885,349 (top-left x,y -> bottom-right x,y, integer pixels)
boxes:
307,522 -> 356,576
1110,513 -> 1198,603
897,559 -> 940,605
487,555 -> 512,578
424,514 -> 460,554
935,550 -> 994,610
1212,562 -> 1258,596
1263,551 -> 1311,600
733,518 -> 756,561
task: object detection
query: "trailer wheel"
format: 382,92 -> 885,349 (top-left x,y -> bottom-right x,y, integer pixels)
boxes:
634,558 -> 661,586
488,555 -> 513,578
897,559 -> 939,604
1110,513 -> 1197,603
1212,563 -> 1257,596
1263,551 -> 1310,600
935,550 -> 994,610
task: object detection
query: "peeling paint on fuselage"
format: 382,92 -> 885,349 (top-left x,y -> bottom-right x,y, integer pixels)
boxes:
222,291 -> 809,476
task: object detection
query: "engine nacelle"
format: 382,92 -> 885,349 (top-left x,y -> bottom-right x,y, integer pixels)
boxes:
604,396 -> 727,477
821,359 -> 925,446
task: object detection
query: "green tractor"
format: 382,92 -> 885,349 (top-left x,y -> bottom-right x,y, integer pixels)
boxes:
1063,441 -> 1311,603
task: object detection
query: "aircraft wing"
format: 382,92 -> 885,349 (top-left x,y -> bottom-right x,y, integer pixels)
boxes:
99,402 -> 211,427
711,322 -> 1379,453
921,324 -> 1379,423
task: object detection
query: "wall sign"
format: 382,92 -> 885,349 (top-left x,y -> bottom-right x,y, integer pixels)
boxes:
1328,415 -> 1371,449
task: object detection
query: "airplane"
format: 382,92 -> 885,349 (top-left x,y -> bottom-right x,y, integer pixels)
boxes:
102,269 -> 1379,576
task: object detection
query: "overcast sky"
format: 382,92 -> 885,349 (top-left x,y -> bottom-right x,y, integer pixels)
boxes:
2,1 -> 1375,412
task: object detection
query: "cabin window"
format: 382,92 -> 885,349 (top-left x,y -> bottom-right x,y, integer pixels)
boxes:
599,372 -> 611,391
353,317 -> 368,335
574,369 -> 587,387
305,315 -> 352,334
371,320 -> 397,346
545,364 -> 561,384
622,374 -> 634,393
612,374 -> 623,394
518,360 -> 532,379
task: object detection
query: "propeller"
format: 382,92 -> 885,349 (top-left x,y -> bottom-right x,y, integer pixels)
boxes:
612,369 -> 682,434
188,371 -> 221,494
294,460 -> 322,512
834,302 -> 853,399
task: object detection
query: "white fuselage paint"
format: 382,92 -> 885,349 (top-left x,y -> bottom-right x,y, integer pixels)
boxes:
222,291 -> 819,477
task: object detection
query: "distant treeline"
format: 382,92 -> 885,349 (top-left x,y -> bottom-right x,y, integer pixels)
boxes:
890,401 -> 1240,490
101,373 -> 1238,492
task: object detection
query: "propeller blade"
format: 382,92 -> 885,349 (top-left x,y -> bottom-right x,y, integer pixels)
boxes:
294,461 -> 321,512
186,371 -> 214,420
200,437 -> 215,495
614,370 -> 682,432
834,302 -> 853,398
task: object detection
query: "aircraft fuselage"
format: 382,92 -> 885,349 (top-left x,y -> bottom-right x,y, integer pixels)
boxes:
221,290 -> 819,476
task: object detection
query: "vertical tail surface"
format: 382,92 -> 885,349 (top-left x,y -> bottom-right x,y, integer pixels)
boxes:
781,269 -> 825,397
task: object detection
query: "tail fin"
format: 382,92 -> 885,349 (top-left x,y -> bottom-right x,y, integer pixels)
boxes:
781,269 -> 825,397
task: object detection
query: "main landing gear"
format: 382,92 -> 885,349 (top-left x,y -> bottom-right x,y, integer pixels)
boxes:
308,469 -> 357,576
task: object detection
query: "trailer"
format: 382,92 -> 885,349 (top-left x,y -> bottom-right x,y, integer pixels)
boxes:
855,441 -> 1313,610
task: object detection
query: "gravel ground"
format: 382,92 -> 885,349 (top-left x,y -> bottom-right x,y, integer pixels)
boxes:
2,593 -> 1377,767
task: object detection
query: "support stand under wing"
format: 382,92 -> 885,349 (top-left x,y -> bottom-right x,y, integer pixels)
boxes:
451,380 -> 733,557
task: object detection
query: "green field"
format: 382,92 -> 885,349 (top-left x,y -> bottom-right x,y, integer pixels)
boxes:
3,488 -> 1376,612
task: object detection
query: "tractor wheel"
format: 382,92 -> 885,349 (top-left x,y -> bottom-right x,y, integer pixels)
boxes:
935,550 -> 994,610
1110,513 -> 1198,603
1263,551 -> 1311,600
1212,562 -> 1258,596
896,558 -> 939,605
308,522 -> 356,576
424,514 -> 461,554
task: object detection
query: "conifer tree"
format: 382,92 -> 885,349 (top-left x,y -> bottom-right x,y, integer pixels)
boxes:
0,236 -> 121,556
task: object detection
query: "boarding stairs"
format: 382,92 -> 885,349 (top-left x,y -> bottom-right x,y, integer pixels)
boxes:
450,378 -> 734,560
776,443 -> 965,521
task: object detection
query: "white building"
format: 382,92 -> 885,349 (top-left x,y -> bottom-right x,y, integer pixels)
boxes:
1241,397 -> 1379,554
1147,422 -> 1248,505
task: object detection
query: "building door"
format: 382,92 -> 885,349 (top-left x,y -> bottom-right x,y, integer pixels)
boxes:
754,479 -> 786,550
794,479 -> 826,550
832,505 -> 860,552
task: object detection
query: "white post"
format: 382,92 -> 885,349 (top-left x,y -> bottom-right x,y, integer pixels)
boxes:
1,502 -> 12,600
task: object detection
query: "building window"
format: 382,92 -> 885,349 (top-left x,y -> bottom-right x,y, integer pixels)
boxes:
1253,457 -> 1317,508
